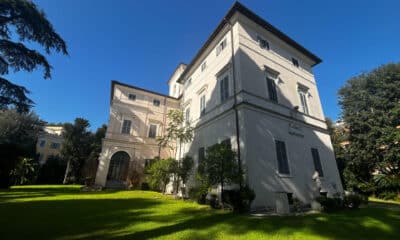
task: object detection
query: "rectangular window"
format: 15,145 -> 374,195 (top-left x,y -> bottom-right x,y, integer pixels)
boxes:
216,38 -> 227,56
257,36 -> 270,50
292,58 -> 299,67
121,120 -> 132,134
200,94 -> 206,116
50,142 -> 60,149
311,148 -> 324,177
39,140 -> 46,147
298,89 -> 309,115
275,140 -> 290,174
153,99 -> 160,107
267,77 -> 278,102
148,124 -> 157,138
220,75 -> 229,102
201,61 -> 207,72
185,107 -> 190,124
128,94 -> 136,101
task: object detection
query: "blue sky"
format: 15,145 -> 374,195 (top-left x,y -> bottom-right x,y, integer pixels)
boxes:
9,0 -> 400,130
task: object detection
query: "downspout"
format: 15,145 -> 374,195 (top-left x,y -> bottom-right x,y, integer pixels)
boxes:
225,17 -> 243,189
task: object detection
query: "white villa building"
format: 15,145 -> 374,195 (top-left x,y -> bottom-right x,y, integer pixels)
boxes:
95,2 -> 343,211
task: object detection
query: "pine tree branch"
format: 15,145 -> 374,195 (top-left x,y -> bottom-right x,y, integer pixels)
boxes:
0,39 -> 52,78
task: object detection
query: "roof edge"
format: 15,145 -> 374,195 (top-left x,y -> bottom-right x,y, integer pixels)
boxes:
177,1 -> 322,83
110,80 -> 180,103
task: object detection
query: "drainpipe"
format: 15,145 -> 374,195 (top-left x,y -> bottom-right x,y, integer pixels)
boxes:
225,17 -> 243,189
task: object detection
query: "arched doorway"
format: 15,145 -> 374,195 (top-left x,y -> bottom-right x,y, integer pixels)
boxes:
107,151 -> 130,182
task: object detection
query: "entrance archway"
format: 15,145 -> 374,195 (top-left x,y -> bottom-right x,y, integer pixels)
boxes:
107,151 -> 130,182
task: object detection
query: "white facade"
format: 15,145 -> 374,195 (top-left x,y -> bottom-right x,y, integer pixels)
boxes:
95,2 -> 343,210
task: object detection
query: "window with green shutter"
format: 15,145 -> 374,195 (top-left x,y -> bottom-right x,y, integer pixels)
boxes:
275,140 -> 290,174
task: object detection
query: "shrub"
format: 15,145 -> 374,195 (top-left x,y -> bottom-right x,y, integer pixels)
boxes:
377,191 -> 398,200
343,194 -> 363,209
316,196 -> 344,212
146,158 -> 177,192
36,156 -> 66,184
188,186 -> 208,204
222,185 -> 256,212
141,182 -> 150,191
207,193 -> 220,209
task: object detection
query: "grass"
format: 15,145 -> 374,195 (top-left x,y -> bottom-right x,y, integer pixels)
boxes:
0,185 -> 399,240
368,196 -> 400,205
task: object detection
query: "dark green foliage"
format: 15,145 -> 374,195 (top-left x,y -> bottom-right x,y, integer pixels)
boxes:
207,193 -> 219,209
37,156 -> 66,184
188,186 -> 208,204
0,77 -> 32,113
10,157 -> 38,185
343,195 -> 364,209
61,118 -> 92,184
316,196 -> 344,212
140,182 -> 150,191
337,63 -> 400,194
199,143 -> 241,193
0,143 -> 20,188
82,124 -> 107,180
0,109 -> 43,187
377,191 -> 398,200
222,185 -> 256,212
316,194 -> 364,212
146,158 -> 177,192
0,0 -> 68,112
178,156 -> 193,185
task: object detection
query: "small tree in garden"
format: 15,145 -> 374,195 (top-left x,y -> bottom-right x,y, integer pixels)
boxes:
157,109 -> 194,193
177,156 -> 194,197
146,158 -> 177,193
200,143 -> 242,207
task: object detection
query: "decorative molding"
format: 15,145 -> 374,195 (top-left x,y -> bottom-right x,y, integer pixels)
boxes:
196,84 -> 208,95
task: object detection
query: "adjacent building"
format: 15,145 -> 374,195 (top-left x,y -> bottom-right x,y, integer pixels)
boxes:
95,2 -> 343,211
36,126 -> 64,164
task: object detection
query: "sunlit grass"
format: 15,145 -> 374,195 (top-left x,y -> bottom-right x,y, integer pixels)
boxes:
369,197 -> 400,205
0,185 -> 399,240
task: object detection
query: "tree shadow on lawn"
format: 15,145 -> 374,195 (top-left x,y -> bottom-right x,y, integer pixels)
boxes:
0,197 -> 165,240
110,207 -> 400,240
0,186 -> 121,203
1,190 -> 399,240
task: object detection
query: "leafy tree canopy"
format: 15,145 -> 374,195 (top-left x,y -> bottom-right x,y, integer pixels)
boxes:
0,0 -> 68,112
338,63 -> 400,193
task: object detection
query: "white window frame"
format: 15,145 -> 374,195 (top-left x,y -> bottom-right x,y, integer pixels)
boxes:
201,61 -> 207,72
257,35 -> 270,50
148,123 -> 158,138
128,93 -> 136,101
216,38 -> 227,56
218,71 -> 230,103
121,119 -> 132,135
185,106 -> 190,124
298,85 -> 310,115
200,94 -> 206,116
292,57 -> 299,68
153,99 -> 161,107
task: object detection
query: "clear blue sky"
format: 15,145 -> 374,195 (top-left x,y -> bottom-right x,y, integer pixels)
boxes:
9,0 -> 400,130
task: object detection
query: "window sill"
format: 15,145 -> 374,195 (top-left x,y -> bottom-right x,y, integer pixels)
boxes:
276,173 -> 292,178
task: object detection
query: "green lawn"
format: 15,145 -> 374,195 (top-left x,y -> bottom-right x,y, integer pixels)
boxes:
0,186 -> 399,240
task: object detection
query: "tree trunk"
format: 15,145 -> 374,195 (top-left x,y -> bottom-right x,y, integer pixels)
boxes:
174,141 -> 182,195
63,159 -> 71,184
